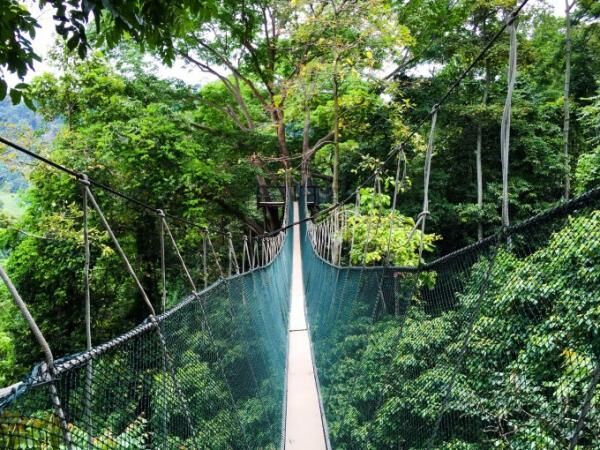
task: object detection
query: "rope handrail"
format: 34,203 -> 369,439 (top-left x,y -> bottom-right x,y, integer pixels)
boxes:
306,185 -> 600,272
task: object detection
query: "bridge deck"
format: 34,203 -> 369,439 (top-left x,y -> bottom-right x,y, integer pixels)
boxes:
284,202 -> 328,450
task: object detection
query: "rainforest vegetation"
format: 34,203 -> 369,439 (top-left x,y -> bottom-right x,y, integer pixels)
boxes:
0,0 -> 599,448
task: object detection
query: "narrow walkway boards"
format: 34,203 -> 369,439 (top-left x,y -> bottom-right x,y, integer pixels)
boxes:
284,202 -> 328,450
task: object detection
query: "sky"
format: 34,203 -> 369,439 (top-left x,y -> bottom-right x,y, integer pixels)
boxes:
6,0 -> 568,89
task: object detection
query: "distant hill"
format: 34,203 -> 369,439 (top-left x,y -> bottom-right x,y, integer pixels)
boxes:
0,100 -> 59,216
0,99 -> 47,130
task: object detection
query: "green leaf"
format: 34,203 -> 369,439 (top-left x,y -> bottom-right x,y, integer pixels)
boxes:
9,88 -> 22,105
0,79 -> 6,100
23,94 -> 36,111
66,35 -> 79,51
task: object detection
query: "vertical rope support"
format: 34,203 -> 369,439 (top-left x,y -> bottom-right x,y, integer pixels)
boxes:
80,175 -> 93,449
160,212 -> 167,312
203,232 -> 208,289
228,233 -> 240,275
253,240 -> 259,270
84,185 -> 157,316
326,216 -> 332,263
418,106 -> 438,261
360,175 -> 381,266
153,220 -> 201,439
228,234 -> 233,276
0,267 -> 73,449
321,221 -> 326,261
159,212 -> 197,293
385,147 -> 405,265
207,232 -> 225,279
563,0 -> 573,200
157,211 -> 169,446
332,213 -> 338,264
348,190 -> 361,266
242,236 -> 249,272
501,16 -> 518,228
320,223 -> 324,258
263,238 -> 269,266
271,237 -> 275,262
316,225 -> 321,257
337,207 -> 344,263
323,220 -> 328,260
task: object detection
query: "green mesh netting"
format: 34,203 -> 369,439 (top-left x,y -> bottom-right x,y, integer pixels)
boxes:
0,205 -> 293,449
302,187 -> 600,449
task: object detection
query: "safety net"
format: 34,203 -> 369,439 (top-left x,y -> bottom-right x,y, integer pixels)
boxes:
302,187 -> 600,449
0,202 -> 293,449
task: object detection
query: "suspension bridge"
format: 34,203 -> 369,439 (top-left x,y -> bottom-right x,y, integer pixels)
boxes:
0,183 -> 598,449
0,0 -> 599,447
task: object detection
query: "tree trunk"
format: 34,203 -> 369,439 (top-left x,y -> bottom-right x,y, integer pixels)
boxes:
250,103 -> 290,231
302,102 -> 311,186
251,154 -> 281,231
272,108 -> 290,167
563,0 -> 573,200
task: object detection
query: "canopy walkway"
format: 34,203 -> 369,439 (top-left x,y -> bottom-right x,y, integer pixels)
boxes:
0,1 -> 598,446
0,186 -> 598,449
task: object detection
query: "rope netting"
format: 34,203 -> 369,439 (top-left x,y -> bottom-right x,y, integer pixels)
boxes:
302,186 -> 600,449
0,198 -> 293,449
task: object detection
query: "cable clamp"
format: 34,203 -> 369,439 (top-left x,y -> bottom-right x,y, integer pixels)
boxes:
506,11 -> 519,26
77,173 -> 91,186
156,209 -> 166,218
431,104 -> 440,114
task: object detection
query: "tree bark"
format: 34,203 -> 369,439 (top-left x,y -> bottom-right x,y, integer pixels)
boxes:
302,102 -> 311,186
271,108 -> 290,167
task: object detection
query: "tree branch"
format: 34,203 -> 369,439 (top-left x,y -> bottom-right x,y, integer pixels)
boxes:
193,37 -> 270,107
182,52 -> 256,129
305,130 -> 335,160
213,198 -> 263,234
194,95 -> 252,132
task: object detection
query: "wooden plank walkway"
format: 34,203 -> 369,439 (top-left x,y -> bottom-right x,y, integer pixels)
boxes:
284,202 -> 328,450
